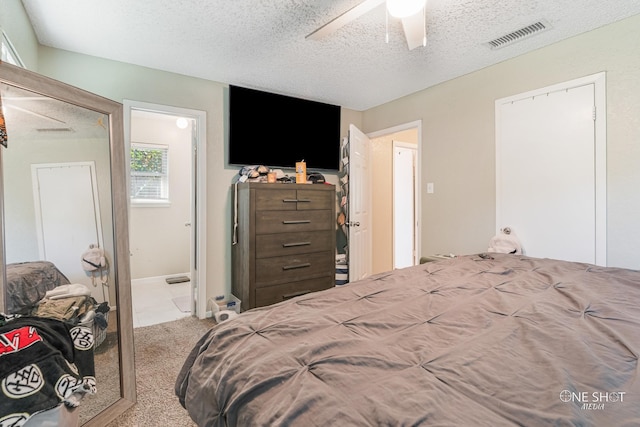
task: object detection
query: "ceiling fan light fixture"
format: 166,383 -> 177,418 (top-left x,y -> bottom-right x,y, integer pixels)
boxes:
387,0 -> 426,18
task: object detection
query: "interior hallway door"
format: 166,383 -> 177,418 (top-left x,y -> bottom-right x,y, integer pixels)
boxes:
348,124 -> 372,281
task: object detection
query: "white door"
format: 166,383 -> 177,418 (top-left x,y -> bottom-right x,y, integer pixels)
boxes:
496,74 -> 606,265
393,142 -> 417,269
348,124 -> 372,281
32,162 -> 105,301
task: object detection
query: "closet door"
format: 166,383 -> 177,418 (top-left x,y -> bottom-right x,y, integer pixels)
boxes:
32,161 -> 104,298
495,74 -> 606,265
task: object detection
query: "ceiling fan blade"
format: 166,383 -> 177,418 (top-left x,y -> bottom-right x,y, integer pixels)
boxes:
307,0 -> 386,40
402,11 -> 425,50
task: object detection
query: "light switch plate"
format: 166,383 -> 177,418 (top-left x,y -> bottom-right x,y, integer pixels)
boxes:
427,182 -> 434,193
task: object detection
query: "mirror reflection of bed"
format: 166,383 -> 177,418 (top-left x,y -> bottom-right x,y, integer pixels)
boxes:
4,261 -> 119,423
0,78 -> 122,424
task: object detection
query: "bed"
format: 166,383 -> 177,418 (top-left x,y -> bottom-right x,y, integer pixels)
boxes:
175,254 -> 640,426
6,261 -> 71,315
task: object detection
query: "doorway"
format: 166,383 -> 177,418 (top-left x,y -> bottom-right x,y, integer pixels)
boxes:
123,101 -> 207,326
368,121 -> 422,275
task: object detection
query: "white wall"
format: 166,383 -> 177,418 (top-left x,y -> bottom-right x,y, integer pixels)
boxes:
0,0 -> 39,69
129,112 -> 191,279
363,14 -> 640,269
30,49 -> 237,298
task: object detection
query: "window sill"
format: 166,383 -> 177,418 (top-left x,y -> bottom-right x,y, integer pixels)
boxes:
131,200 -> 171,208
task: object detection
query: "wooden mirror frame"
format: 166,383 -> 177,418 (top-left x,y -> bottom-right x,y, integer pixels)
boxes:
0,61 -> 136,425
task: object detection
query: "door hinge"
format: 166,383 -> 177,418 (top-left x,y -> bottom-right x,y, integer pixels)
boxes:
592,106 -> 596,121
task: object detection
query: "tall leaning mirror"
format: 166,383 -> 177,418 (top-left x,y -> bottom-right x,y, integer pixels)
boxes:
0,61 -> 135,425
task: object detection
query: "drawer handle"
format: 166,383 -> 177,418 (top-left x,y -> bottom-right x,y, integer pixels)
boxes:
282,290 -> 311,300
282,263 -> 311,270
282,241 -> 311,247
282,199 -> 311,203
283,220 -> 311,224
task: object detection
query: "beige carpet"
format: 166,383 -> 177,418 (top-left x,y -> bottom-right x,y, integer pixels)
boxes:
79,331 -> 121,424
106,316 -> 216,426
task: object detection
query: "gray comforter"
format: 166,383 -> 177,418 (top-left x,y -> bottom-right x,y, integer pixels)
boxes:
176,254 -> 640,426
6,261 -> 70,314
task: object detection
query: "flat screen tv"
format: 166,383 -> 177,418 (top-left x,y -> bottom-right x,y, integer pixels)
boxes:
229,85 -> 341,171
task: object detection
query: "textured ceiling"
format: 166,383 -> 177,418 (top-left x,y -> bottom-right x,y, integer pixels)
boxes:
20,0 -> 640,111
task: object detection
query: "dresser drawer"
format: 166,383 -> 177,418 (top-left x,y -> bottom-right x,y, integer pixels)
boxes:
255,251 -> 333,287
255,188 -> 298,211
255,276 -> 334,307
256,231 -> 333,258
256,210 -> 332,234
296,189 -> 333,210
254,187 -> 333,211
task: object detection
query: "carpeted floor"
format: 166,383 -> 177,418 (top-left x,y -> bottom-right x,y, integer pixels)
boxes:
79,331 -> 121,424
106,316 -> 216,426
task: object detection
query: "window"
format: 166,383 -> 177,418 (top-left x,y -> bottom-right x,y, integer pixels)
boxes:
1,31 -> 25,67
130,143 -> 169,204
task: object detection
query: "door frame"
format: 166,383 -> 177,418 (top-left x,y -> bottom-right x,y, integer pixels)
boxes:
368,120 -> 423,267
392,141 -> 418,268
123,100 -> 208,318
495,72 -> 606,266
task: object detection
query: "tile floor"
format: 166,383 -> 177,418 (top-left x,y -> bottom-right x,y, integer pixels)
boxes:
131,276 -> 192,328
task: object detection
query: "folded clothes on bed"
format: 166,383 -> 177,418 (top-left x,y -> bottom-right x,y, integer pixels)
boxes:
44,283 -> 91,300
32,295 -> 94,322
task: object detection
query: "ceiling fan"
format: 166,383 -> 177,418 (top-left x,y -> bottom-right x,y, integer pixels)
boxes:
307,0 -> 427,50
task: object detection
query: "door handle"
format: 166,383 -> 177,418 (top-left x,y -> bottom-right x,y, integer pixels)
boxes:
282,262 -> 311,270
282,241 -> 311,247
347,221 -> 360,227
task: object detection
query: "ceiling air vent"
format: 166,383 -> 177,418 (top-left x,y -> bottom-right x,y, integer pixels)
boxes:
36,127 -> 75,133
485,20 -> 551,50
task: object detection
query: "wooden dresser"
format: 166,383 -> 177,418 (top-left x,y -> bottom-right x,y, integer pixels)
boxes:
232,182 -> 336,310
